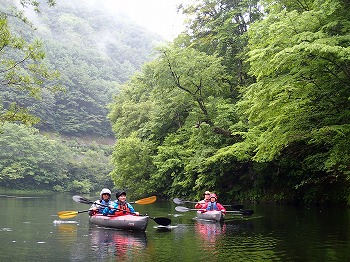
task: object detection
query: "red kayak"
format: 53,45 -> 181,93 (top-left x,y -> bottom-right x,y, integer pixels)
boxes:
89,214 -> 149,231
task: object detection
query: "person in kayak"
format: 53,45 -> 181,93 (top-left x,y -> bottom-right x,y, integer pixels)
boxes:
89,188 -> 112,216
195,190 -> 211,209
102,190 -> 140,216
203,193 -> 226,214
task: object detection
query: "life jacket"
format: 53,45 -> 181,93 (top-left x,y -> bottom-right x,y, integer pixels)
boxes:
94,199 -> 112,214
99,199 -> 110,210
114,201 -> 132,216
206,201 -> 218,211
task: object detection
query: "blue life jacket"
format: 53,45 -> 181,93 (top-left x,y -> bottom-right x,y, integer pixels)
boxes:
97,199 -> 111,213
206,202 -> 218,211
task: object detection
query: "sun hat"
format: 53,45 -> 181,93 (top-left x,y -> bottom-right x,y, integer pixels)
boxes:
115,190 -> 127,198
210,193 -> 217,200
100,188 -> 111,196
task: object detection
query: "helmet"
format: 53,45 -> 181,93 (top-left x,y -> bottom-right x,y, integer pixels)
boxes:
204,191 -> 211,196
210,194 -> 217,200
100,188 -> 111,196
115,190 -> 127,198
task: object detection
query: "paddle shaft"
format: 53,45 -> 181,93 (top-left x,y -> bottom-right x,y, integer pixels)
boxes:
173,198 -> 243,209
175,206 -> 254,216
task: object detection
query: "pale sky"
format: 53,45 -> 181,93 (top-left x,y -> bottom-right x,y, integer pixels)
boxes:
101,0 -> 191,40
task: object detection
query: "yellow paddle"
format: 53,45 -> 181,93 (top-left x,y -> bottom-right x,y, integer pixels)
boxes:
57,210 -> 90,219
130,195 -> 157,205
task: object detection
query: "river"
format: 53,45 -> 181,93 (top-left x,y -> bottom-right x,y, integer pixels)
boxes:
0,193 -> 349,261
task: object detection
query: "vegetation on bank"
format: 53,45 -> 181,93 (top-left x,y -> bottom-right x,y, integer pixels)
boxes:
108,0 -> 350,205
0,122 -> 114,193
0,0 -> 157,194
1,0 -> 350,205
0,188 -> 53,195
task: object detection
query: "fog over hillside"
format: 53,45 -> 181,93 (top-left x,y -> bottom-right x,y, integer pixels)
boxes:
1,0 -> 165,137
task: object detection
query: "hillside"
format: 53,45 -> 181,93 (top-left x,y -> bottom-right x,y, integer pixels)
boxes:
1,0 -> 162,138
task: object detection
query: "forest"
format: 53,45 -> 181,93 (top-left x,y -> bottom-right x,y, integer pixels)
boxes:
1,0 -> 350,205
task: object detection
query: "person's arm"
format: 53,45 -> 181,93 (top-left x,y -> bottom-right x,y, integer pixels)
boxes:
102,206 -> 110,216
127,203 -> 139,215
195,203 -> 202,209
96,200 -> 106,213
201,202 -> 209,211
102,202 -> 117,216
195,200 -> 205,209
89,200 -> 100,215
217,203 -> 226,214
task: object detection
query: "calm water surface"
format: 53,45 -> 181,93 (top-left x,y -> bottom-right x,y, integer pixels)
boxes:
0,193 -> 349,261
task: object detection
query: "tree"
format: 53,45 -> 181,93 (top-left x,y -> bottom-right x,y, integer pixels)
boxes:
178,0 -> 262,93
110,133 -> 156,197
0,0 -> 61,126
239,0 -> 350,203
108,45 -> 241,198
0,122 -> 70,188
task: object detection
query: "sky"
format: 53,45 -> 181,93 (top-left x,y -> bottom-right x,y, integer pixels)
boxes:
101,0 -> 191,40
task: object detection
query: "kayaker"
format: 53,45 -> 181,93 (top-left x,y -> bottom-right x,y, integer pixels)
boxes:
203,193 -> 226,214
195,190 -> 211,209
89,188 -> 112,216
103,191 -> 140,216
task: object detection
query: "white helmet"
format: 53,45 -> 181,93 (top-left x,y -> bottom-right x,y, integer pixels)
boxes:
100,188 -> 111,197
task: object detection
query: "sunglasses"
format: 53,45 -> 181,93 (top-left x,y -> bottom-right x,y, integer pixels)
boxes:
205,193 -> 210,195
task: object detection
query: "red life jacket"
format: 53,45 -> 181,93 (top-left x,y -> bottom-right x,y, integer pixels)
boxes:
114,202 -> 132,216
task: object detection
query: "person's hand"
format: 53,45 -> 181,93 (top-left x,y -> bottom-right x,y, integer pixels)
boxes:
92,207 -> 97,211
134,212 -> 140,216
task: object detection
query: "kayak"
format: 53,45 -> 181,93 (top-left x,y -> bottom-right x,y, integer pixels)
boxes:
89,213 -> 149,231
196,210 -> 225,222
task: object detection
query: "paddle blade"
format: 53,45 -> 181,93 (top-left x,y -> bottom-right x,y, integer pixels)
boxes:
57,211 -> 79,219
231,204 -> 244,210
173,198 -> 185,205
134,196 -> 157,205
241,209 -> 254,216
226,209 -> 254,216
72,195 -> 93,205
175,206 -> 191,212
152,217 -> 172,226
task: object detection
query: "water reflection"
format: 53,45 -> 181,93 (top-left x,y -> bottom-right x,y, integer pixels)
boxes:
89,226 -> 147,261
195,220 -> 226,245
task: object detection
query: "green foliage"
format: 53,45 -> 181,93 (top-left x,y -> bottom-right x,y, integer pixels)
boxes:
2,0 -> 350,204
244,0 -> 350,162
0,123 -> 70,188
110,133 -> 156,197
0,0 -> 160,136
0,2 -> 62,126
108,44 -> 239,198
178,0 -> 263,91
235,0 -> 350,203
0,123 -> 114,192
67,179 -> 92,194
107,0 -> 350,205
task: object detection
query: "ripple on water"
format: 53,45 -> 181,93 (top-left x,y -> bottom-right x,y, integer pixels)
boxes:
53,220 -> 79,224
218,234 -> 283,261
0,228 -> 12,232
